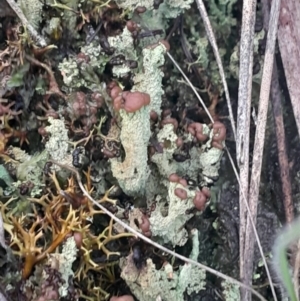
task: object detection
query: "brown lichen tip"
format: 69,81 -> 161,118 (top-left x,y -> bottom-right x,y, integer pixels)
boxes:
169,173 -> 180,183
139,215 -> 152,237
175,187 -> 188,200
114,91 -> 151,113
193,187 -> 210,211
212,121 -> 226,150
187,122 -> 208,142
126,20 -> 138,33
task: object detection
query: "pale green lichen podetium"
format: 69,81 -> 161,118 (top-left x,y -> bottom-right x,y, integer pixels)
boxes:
110,43 -> 167,197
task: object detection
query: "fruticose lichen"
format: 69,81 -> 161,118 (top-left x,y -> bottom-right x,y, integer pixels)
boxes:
18,0 -> 43,30
108,28 -> 137,77
49,236 -> 77,297
44,116 -> 70,164
58,41 -> 109,90
120,229 -> 205,301
221,279 -> 241,301
110,43 -> 167,196
149,182 -> 196,246
6,147 -> 48,197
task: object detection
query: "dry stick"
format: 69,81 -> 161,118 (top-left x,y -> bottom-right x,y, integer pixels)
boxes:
25,55 -> 66,100
277,0 -> 300,140
269,45 -> 295,294
243,1 -> 281,301
236,0 -> 257,298
263,0 -> 295,291
162,52 -> 276,300
5,0 -> 46,47
269,37 -> 297,297
194,0 -> 236,140
49,160 -> 268,301
267,30 -> 294,225
0,213 -> 6,251
271,60 -> 300,295
270,65 -> 294,219
277,1 -> 300,292
262,0 -> 293,225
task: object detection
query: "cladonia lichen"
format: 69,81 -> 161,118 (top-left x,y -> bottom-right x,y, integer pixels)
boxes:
49,236 -> 78,297
18,0 -> 43,30
110,107 -> 151,196
110,43 -> 167,196
149,182 -> 196,246
108,28 -> 137,77
120,229 -> 205,301
133,43 -> 166,115
45,117 -> 69,163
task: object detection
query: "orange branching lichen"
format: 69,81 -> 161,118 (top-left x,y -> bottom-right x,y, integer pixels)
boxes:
8,206 -> 80,279
1,164 -> 133,291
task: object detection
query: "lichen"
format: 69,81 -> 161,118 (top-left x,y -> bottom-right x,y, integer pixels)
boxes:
221,279 -> 241,301
120,229 -> 205,301
110,107 -> 151,196
110,43 -> 167,196
198,134 -> 223,184
149,182 -> 196,246
49,236 -> 77,297
151,124 -> 179,177
151,122 -> 221,185
58,41 -> 110,90
18,0 -> 43,30
115,0 -> 193,15
108,27 -> 137,60
133,43 -> 166,115
108,28 -> 137,78
5,147 -> 48,197
45,117 -> 69,163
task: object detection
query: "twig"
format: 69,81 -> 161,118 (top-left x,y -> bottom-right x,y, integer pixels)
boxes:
5,0 -> 46,47
277,0 -> 300,140
179,17 -> 203,91
50,160 -> 268,301
194,0 -> 236,140
236,0 -> 257,299
243,0 -> 281,300
25,55 -> 66,100
268,35 -> 296,296
262,0 -> 293,227
269,62 -> 294,223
